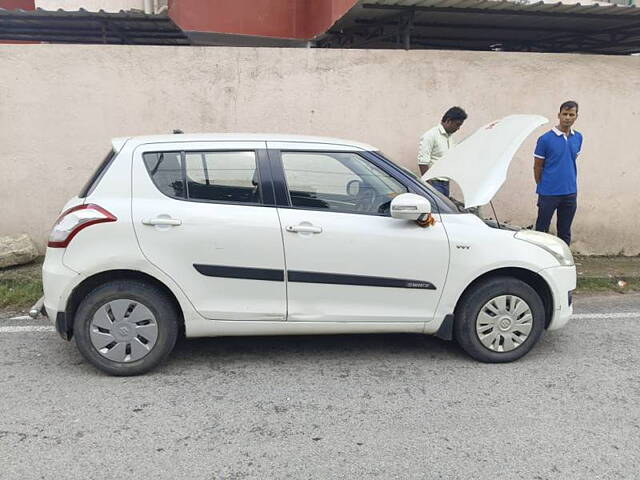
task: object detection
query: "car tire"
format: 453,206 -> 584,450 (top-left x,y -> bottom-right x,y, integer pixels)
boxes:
453,276 -> 545,363
74,280 -> 179,376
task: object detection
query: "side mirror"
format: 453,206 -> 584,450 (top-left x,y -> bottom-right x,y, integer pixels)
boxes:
346,179 -> 361,196
390,193 -> 432,221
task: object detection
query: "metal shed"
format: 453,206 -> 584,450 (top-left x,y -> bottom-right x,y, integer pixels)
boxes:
319,0 -> 640,54
0,7 -> 190,45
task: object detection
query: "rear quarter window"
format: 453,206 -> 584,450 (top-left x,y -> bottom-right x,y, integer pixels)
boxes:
143,152 -> 186,199
79,149 -> 116,198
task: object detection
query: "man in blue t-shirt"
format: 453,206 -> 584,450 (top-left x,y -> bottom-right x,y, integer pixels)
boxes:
533,101 -> 583,246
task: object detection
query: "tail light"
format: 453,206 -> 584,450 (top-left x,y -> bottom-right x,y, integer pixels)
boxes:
48,204 -> 117,248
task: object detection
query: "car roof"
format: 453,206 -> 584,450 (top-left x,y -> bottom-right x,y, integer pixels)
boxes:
112,133 -> 378,153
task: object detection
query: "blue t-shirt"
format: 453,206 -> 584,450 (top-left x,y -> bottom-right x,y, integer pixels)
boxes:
534,128 -> 583,196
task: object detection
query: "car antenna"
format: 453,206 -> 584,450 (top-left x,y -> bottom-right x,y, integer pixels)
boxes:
489,201 -> 502,229
173,129 -> 184,134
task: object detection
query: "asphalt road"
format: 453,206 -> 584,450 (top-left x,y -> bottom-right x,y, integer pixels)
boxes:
1,293 -> 639,480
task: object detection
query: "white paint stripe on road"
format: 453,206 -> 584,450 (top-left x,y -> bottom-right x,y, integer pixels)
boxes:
1,312 -> 639,334
9,315 -> 33,321
572,312 -> 640,319
0,326 -> 55,333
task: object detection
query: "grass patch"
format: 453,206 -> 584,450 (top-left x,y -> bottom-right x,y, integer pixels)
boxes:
0,278 -> 43,309
0,258 -> 44,310
576,277 -> 640,293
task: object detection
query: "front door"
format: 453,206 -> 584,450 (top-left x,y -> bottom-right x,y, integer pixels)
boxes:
270,147 -> 450,323
132,142 -> 286,321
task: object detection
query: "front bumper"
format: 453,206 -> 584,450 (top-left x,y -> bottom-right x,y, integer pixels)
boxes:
539,265 -> 576,331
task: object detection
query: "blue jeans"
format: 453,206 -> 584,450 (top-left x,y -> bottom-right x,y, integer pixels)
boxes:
429,180 -> 450,197
535,194 -> 577,246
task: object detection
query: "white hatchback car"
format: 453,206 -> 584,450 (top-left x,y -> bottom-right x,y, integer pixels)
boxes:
40,115 -> 575,375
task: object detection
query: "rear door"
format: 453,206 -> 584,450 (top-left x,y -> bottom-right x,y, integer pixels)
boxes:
132,142 -> 286,321
268,144 -> 450,323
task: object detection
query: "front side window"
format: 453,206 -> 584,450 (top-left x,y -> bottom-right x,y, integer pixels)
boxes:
281,151 -> 408,215
143,150 -> 261,205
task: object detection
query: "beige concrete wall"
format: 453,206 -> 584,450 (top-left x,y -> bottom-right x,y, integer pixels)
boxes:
1,45 -> 639,254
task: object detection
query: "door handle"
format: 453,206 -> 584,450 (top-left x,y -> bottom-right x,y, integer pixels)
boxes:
286,224 -> 322,234
142,217 -> 182,226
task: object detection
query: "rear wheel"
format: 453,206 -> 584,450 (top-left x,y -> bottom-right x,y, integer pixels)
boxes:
454,277 -> 545,363
74,280 -> 179,376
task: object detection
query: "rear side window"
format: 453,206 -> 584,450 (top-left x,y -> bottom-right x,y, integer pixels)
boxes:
143,151 -> 261,205
143,152 -> 186,199
79,150 -> 116,198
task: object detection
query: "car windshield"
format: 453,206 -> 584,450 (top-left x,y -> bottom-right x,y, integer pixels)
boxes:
376,153 -> 461,212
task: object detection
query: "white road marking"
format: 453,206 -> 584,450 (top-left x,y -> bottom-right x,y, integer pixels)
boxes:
572,312 -> 640,319
0,326 -> 55,333
9,315 -> 33,321
1,312 -> 639,334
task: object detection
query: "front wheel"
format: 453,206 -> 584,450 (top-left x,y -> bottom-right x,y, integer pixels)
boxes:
454,277 -> 546,363
74,280 -> 179,376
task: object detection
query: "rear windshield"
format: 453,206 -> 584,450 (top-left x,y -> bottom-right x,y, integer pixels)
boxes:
79,150 -> 116,198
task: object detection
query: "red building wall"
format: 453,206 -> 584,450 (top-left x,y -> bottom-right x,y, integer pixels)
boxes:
0,0 -> 34,10
0,0 -> 36,43
0,0 -> 36,10
168,0 -> 357,40
303,0 -> 356,39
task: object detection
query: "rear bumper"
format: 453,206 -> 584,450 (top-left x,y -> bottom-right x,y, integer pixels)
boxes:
42,248 -> 79,340
30,295 -> 71,340
539,265 -> 576,331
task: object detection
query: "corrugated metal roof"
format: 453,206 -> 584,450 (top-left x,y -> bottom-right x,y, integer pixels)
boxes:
320,0 -> 640,54
359,0 -> 639,17
0,7 -> 190,45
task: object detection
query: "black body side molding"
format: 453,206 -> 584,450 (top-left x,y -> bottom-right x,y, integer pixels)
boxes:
193,264 -> 436,290
287,271 -> 436,290
193,264 -> 284,282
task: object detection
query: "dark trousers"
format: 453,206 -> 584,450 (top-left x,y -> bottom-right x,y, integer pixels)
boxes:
535,194 -> 577,246
429,180 -> 450,197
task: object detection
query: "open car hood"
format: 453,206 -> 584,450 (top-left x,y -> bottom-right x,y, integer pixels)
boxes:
423,114 -> 548,208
